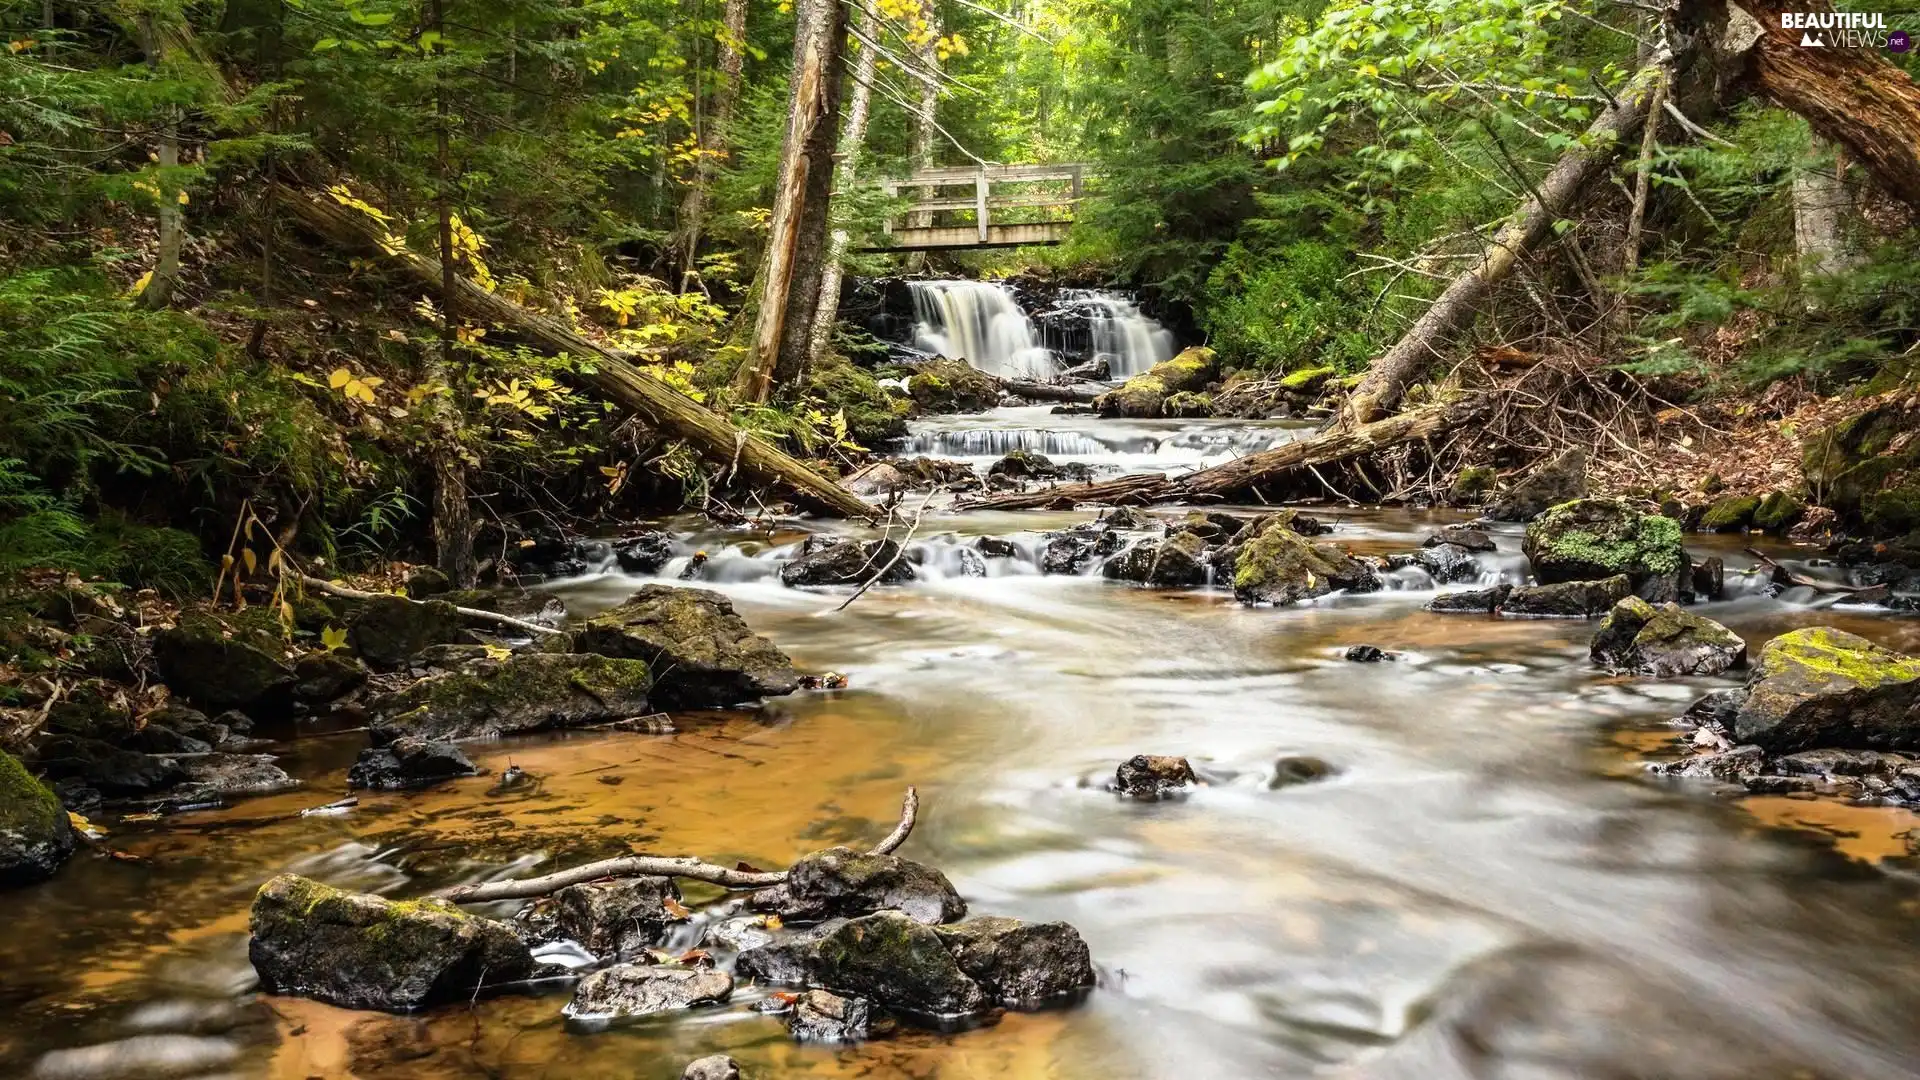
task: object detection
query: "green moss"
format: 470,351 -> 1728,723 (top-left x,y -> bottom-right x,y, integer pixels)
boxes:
1752,492 -> 1806,531
1277,366 -> 1335,391
1802,403 -> 1920,535
0,749 -> 63,838
1451,466 -> 1496,500
1526,500 -> 1686,578
804,355 -> 911,445
1161,391 -> 1213,417
1757,627 -> 1920,685
1699,495 -> 1761,532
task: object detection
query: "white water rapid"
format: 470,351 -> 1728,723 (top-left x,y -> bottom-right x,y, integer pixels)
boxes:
911,280 -> 1056,380
1061,288 -> 1175,377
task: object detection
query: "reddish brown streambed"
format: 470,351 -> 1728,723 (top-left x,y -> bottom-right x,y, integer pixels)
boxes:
5,508 -> 1920,1080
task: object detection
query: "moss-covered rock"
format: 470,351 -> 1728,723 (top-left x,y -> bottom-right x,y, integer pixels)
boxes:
906,358 -> 999,415
248,873 -> 533,1011
986,450 -> 1059,479
1521,499 -> 1686,595
348,595 -> 469,670
1802,402 -> 1920,537
153,613 -> 295,712
932,916 -> 1095,1009
1233,521 -> 1379,606
1160,391 -> 1214,418
1450,466 -> 1498,504
1697,495 -> 1761,533
1501,575 -> 1632,617
0,749 -> 73,887
1752,492 -> 1807,532
737,910 -> 991,1018
573,584 -> 798,710
1095,347 -> 1219,419
762,846 -> 967,926
1731,627 -> 1920,752
1101,530 -> 1210,588
1277,366 -> 1336,393
1590,596 -> 1747,677
368,652 -> 652,743
1487,448 -> 1588,522
806,355 -> 912,445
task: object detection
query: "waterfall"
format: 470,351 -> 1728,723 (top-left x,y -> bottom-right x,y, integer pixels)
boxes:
910,281 -> 1057,380
1063,289 -> 1174,378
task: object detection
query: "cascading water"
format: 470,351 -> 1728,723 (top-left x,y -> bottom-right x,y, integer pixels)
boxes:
1059,288 -> 1175,377
910,280 -> 1057,380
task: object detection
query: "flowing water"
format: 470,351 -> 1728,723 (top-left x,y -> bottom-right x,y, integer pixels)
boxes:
902,406 -> 1312,476
908,282 -> 1176,382
1051,290 -> 1174,378
8,501 -> 1920,1080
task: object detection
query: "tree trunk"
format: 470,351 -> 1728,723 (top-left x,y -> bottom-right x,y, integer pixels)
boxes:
1792,135 -> 1858,282
734,0 -> 848,403
279,188 -> 876,520
907,7 -> 942,231
138,14 -> 183,310
967,399 -> 1486,510
675,0 -> 748,291
1704,0 -> 1920,211
1341,61 -> 1667,426
429,0 -> 477,587
807,0 -> 880,368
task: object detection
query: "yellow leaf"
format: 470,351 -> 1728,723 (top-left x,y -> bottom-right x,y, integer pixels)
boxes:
320,625 -> 349,652
176,190 -> 190,205
663,896 -> 692,919
126,270 -> 153,298
328,368 -> 352,389
763,914 -> 783,931
483,644 -> 512,661
241,548 -> 258,574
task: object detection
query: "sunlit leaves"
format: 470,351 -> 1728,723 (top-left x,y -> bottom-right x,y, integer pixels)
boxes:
328,366 -> 385,403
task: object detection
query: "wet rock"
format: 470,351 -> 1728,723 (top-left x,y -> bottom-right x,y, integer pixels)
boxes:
1789,505 -> 1839,543
1649,745 -> 1765,782
515,876 -> 685,960
1698,495 -> 1760,532
368,652 -> 653,744
290,651 -> 367,705
846,461 -> 908,496
564,964 -> 733,1019
1772,747 -> 1916,777
1114,754 -> 1196,798
1060,356 -> 1109,380
1502,575 -> 1632,618
1162,391 -> 1214,418
1590,597 -> 1747,677
787,989 -> 872,1042
405,566 -> 452,600
1683,687 -> 1749,730
1692,556 -> 1726,602
1344,645 -> 1394,662
248,874 -> 533,1011
1752,492 -> 1806,532
574,585 -> 799,710
737,910 -> 992,1018
1412,542 -> 1481,585
1426,584 -> 1511,614
987,450 -> 1059,480
1041,535 -> 1095,575
895,457 -> 978,488
1486,447 -> 1588,522
907,358 -> 1001,414
349,595 -> 470,671
1521,499 -> 1687,597
171,754 -> 299,801
781,538 -> 915,588
348,737 -> 479,790
760,847 -> 967,926
1232,521 -> 1379,606
32,737 -> 187,796
506,535 -> 609,581
0,748 -> 74,886
1731,627 -> 1920,753
933,916 -> 1095,1007
1270,755 -> 1337,788
706,916 -> 775,953
125,722 -> 212,756
975,536 -> 1019,559
1102,531 -> 1210,588
682,1056 -> 742,1080
613,531 -> 677,575
153,615 -> 295,712
1425,525 -> 1496,552
1095,347 -> 1219,418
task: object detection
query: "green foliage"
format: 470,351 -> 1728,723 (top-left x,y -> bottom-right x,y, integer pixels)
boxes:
1203,239 -> 1373,372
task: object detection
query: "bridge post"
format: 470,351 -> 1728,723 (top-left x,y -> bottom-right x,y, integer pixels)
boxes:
975,170 -> 989,243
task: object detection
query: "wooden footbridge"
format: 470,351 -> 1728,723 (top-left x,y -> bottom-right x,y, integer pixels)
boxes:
868,163 -> 1093,252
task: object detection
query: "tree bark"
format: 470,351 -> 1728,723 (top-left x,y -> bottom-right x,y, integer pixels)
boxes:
279,188 -> 877,520
966,398 -> 1486,510
807,0 -> 881,368
675,0 -> 748,292
1704,0 -> 1920,211
137,13 -> 183,310
734,0 -> 848,403
1792,135 -> 1858,282
429,0 -> 477,587
1341,61 -> 1667,426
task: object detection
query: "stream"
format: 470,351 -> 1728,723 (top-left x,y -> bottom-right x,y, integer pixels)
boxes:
9,388 -> 1920,1080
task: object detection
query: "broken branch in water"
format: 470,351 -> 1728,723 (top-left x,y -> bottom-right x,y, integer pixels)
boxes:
432,786 -> 919,904
297,574 -> 565,638
1741,548 -> 1890,600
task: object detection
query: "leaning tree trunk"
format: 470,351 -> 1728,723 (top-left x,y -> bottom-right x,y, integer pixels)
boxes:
1340,60 -> 1668,426
279,189 -> 876,520
1703,0 -> 1920,212
733,0 -> 849,404
807,0 -> 881,367
675,0 -> 748,292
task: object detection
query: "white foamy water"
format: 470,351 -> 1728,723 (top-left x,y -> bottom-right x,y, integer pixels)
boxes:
911,280 -> 1056,380
902,405 -> 1313,475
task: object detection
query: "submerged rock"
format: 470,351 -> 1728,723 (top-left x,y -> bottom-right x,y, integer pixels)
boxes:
933,916 -> 1096,1008
1731,627 -> 1920,753
1487,447 -> 1588,522
1114,754 -> 1196,798
368,653 -> 652,743
1232,521 -> 1378,606
348,737 -> 479,790
612,531 -> 677,575
1411,542 -> 1481,585
513,876 -> 685,961
564,964 -> 733,1019
761,847 -> 967,926
0,748 -> 74,887
153,615 -> 295,712
1101,531 -> 1210,588
781,538 -> 915,588
1425,525 -> 1496,552
1270,755 -> 1337,788
682,1056 -> 742,1080
1426,584 -> 1511,614
1521,499 -> 1687,596
787,989 -> 872,1042
574,585 -> 799,710
1649,744 -> 1765,782
1590,597 -> 1747,677
1502,575 -> 1632,618
349,596 -> 469,670
737,911 -> 990,1018
248,874 -> 533,1011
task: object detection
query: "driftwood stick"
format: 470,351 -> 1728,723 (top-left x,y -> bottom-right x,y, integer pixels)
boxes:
433,786 -> 920,904
1741,548 -> 1889,599
297,574 -> 565,638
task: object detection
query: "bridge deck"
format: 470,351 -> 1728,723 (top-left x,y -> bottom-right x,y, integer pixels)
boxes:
864,163 -> 1093,252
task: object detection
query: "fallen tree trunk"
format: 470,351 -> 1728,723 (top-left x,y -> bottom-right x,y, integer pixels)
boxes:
964,398 -> 1485,511
1342,61 -> 1668,425
276,188 -> 876,521
993,375 -> 1105,404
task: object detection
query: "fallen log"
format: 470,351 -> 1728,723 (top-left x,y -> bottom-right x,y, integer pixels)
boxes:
962,398 -> 1484,511
993,375 -> 1105,404
276,188 -> 877,521
434,787 -> 917,903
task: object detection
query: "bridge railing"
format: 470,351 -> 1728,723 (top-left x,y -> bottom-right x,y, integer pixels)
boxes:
873,163 -> 1094,250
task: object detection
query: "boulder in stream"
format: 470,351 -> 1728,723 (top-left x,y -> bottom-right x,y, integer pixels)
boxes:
564,964 -> 733,1019
249,874 -> 533,1011
573,585 -> 799,709
736,911 -> 990,1018
1271,755 -> 1338,788
780,538 -> 915,588
1486,447 -> 1588,522
1426,584 -> 1511,614
987,450 -> 1060,480
153,614 -> 295,713
1114,754 -> 1196,798
1344,645 -> 1394,662
1101,531 -> 1210,588
786,989 -> 872,1042
1425,525 -> 1496,552
515,876 -> 686,960
934,915 -> 1096,1008
348,737 -> 479,790
1041,534 -> 1095,575
0,748 -> 74,886
1590,597 -> 1747,677
755,846 -> 967,926
1502,575 -> 1632,618
1521,499 -> 1687,597
1410,542 -> 1481,585
368,652 -> 653,743
1095,347 -> 1219,418
612,531 -> 677,574
348,595 -> 470,670
1232,522 -> 1379,606
682,1056 -> 742,1080
1730,627 -> 1920,753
